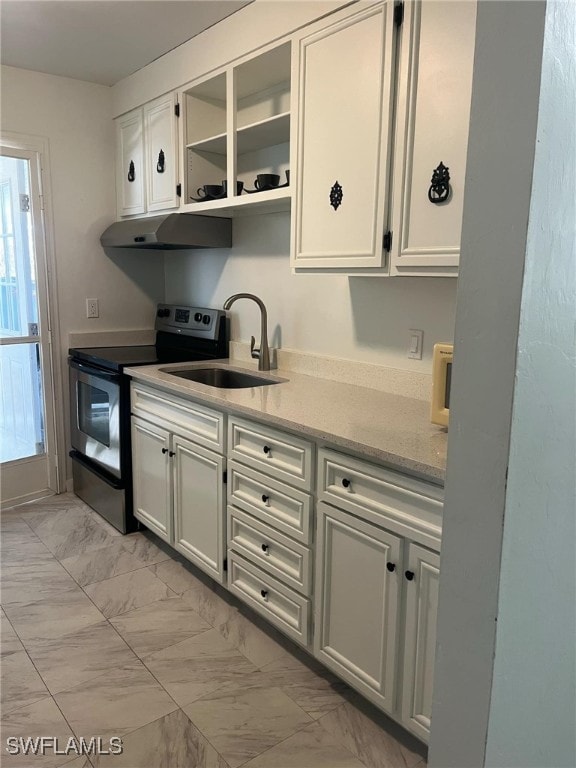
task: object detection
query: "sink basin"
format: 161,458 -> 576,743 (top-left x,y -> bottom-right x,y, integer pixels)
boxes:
161,367 -> 284,389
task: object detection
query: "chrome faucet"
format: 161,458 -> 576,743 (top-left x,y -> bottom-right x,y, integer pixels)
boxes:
223,293 -> 273,371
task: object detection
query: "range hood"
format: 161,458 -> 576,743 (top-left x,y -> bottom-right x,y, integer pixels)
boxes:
100,213 -> 232,250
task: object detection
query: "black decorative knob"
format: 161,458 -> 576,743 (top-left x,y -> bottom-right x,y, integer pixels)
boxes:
261,494 -> 269,504
156,149 -> 165,174
169,451 -> 175,457
405,570 -> 415,581
387,562 -> 396,572
342,478 -> 351,488
260,589 -> 268,599
263,445 -> 271,455
261,543 -> 269,553
330,181 -> 343,210
161,447 -> 168,454
428,162 -> 451,204
127,160 -> 135,182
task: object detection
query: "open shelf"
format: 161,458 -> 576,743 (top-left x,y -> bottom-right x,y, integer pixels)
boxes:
183,186 -> 292,216
186,132 -> 227,155
237,112 -> 290,155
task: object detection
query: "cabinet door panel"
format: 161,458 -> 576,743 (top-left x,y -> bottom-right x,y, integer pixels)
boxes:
293,3 -> 396,269
401,542 -> 440,742
145,93 -> 179,212
390,0 -> 477,275
131,417 -> 171,541
173,435 -> 225,584
314,502 -> 401,712
116,109 -> 145,217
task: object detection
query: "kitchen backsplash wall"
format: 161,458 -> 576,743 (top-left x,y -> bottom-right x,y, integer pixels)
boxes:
164,212 -> 457,373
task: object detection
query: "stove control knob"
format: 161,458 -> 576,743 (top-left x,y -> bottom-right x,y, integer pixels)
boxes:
194,312 -> 202,322
202,314 -> 211,325
156,308 -> 170,318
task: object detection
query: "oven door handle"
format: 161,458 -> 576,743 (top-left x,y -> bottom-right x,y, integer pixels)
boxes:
69,359 -> 123,383
69,451 -> 124,489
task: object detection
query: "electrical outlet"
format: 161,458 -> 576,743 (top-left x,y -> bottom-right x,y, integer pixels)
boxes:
86,298 -> 99,318
407,329 -> 423,360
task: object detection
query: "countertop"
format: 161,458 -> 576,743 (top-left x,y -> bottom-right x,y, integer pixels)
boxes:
125,360 -> 448,485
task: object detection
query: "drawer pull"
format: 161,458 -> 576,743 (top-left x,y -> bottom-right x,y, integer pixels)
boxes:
261,494 -> 270,506
161,447 -> 168,454
405,570 -> 415,581
386,562 -> 396,572
263,445 -> 272,457
341,477 -> 352,489
261,543 -> 269,554
260,589 -> 269,600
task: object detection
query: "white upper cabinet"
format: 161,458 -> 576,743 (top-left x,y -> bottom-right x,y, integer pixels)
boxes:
389,0 -> 477,276
116,109 -> 146,217
144,93 -> 179,213
115,94 -> 179,218
291,2 -> 397,270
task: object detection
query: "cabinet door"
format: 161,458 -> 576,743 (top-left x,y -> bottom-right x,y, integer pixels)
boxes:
144,93 -> 179,212
116,108 -> 145,217
292,2 -> 396,270
131,417 -> 171,542
390,0 -> 477,276
314,502 -> 402,713
401,542 -> 440,742
172,435 -> 226,584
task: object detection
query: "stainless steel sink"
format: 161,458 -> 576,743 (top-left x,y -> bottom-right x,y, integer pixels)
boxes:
160,367 -> 284,389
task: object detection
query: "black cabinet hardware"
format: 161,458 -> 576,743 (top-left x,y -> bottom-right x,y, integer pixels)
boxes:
260,589 -> 268,599
261,543 -> 269,553
161,447 -> 168,454
405,570 -> 415,581
169,451 -> 175,457
156,149 -> 165,173
428,162 -> 451,204
261,494 -> 269,504
263,445 -> 271,454
127,160 -> 135,182
341,478 -> 351,488
387,562 -> 396,572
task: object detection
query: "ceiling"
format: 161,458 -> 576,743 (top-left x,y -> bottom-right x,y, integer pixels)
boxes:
0,1 -> 252,86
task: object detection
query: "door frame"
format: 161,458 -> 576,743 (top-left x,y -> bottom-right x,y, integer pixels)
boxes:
0,131 -> 64,505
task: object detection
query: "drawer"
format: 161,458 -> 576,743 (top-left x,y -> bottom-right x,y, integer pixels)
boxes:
131,383 -> 224,453
227,507 -> 312,595
228,416 -> 313,490
318,448 -> 443,549
228,552 -> 310,647
228,461 -> 312,544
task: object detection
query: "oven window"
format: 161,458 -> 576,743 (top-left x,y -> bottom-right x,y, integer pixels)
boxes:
78,381 -> 111,446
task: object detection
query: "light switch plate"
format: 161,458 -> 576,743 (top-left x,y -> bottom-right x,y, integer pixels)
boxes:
407,329 -> 423,360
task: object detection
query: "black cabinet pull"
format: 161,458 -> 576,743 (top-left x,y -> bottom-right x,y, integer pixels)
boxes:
260,589 -> 268,599
261,494 -> 269,504
127,160 -> 135,182
156,149 -> 165,173
387,562 -> 396,572
342,478 -> 351,488
261,543 -> 269,553
169,451 -> 175,457
161,447 -> 168,454
263,445 -> 271,455
405,570 -> 415,581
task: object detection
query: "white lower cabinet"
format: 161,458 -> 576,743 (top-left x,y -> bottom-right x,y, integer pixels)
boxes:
131,387 -> 442,743
401,542 -> 440,740
131,417 -> 172,542
314,502 -> 402,713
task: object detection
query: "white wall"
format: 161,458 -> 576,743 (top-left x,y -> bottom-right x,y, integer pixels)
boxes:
0,65 -> 165,484
484,1 -> 576,764
164,213 -> 457,372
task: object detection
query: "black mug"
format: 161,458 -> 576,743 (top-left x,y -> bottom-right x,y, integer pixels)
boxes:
254,173 -> 280,190
222,180 -> 244,196
196,184 -> 223,199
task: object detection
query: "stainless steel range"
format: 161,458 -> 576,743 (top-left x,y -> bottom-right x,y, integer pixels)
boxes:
68,304 -> 228,533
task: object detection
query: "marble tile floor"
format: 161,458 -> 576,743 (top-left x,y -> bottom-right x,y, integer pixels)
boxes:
0,493 -> 428,768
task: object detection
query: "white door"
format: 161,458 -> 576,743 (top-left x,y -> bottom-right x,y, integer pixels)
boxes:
172,434 -> 226,584
401,542 -> 440,741
0,144 -> 58,507
131,416 -> 172,541
116,108 -> 145,217
144,93 -> 179,212
314,502 -> 402,712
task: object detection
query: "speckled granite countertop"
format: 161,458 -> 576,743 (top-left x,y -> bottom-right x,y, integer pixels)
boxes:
125,360 -> 447,485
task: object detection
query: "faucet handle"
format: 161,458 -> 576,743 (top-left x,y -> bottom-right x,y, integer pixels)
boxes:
250,335 -> 260,360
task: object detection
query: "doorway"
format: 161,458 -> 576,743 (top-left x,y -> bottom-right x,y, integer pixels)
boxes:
0,141 -> 59,506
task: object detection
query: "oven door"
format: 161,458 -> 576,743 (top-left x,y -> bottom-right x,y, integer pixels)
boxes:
69,359 -> 122,478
